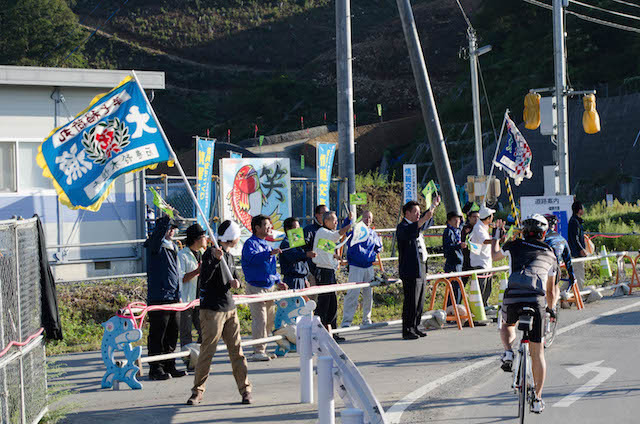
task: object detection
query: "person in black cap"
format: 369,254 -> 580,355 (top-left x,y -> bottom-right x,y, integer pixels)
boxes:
443,211 -> 466,304
178,224 -> 208,349
144,215 -> 188,380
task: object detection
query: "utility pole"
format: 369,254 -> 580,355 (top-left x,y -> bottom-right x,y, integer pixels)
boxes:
396,0 -> 462,215
468,28 -> 492,176
336,0 -> 356,216
553,0 -> 570,195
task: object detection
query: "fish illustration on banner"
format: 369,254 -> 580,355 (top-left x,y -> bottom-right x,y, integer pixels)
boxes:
37,75 -> 171,211
196,137 -> 215,229
494,116 -> 533,186
316,143 -> 336,208
220,158 -> 291,244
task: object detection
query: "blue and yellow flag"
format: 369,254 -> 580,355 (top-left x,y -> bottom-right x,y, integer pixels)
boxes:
37,76 -> 171,211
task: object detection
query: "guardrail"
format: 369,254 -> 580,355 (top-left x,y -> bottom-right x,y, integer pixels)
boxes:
96,249 -> 637,420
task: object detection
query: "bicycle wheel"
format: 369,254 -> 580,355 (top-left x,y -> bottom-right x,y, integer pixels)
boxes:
518,352 -> 527,423
544,309 -> 559,349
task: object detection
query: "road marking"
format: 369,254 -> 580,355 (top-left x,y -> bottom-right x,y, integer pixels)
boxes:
553,360 -> 616,407
386,299 -> 640,423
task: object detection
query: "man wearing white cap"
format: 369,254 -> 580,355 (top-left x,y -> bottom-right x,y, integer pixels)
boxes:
468,205 -> 504,306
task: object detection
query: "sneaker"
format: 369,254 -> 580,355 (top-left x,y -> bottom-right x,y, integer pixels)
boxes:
531,397 -> 545,413
241,392 -> 253,404
333,334 -> 346,343
248,353 -> 271,362
186,392 -> 203,405
501,350 -> 514,372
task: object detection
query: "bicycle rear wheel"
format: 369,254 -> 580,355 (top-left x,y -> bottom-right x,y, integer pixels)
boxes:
544,309 -> 559,348
518,351 -> 527,423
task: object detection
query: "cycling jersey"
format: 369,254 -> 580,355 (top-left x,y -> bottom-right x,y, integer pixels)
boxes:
544,231 -> 575,281
502,239 -> 558,304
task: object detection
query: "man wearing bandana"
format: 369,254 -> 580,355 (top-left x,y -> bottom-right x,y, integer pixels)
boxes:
187,220 -> 252,406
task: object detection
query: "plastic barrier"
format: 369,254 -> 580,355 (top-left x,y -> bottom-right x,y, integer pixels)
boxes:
428,278 -> 473,330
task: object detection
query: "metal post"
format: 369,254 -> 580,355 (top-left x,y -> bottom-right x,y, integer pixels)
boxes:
0,228 -> 7,423
341,408 -> 365,424
469,28 -> 484,176
395,0 -> 462,216
336,0 -> 357,217
302,180 -> 307,219
298,317 -> 313,403
14,225 -> 26,424
318,356 -> 335,424
553,0 -> 570,195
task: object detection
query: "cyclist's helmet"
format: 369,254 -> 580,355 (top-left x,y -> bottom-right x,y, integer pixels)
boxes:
543,213 -> 558,228
522,214 -> 549,240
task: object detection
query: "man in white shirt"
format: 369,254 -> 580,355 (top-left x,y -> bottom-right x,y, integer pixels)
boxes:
468,205 -> 505,306
178,224 -> 208,348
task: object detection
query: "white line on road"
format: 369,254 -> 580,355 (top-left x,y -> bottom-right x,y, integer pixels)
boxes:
553,360 -> 616,408
386,299 -> 640,424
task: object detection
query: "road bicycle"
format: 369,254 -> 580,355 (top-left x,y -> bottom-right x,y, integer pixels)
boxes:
511,306 -> 537,424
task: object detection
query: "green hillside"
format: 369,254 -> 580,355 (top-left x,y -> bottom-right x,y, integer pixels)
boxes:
2,0 -> 640,163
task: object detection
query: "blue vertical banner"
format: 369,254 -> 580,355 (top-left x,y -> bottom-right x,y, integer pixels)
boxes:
196,137 -> 215,229
316,143 -> 336,209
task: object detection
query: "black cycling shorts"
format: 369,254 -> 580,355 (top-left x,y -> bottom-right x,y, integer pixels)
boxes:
503,298 -> 546,343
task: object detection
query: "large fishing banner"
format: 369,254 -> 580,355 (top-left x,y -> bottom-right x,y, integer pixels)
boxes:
220,158 -> 291,244
37,75 -> 171,211
196,137 -> 215,229
316,143 -> 336,209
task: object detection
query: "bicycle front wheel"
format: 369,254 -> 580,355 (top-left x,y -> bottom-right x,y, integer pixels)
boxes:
518,352 -> 527,423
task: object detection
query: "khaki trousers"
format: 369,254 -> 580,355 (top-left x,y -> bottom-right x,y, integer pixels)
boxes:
246,284 -> 276,355
191,309 -> 251,396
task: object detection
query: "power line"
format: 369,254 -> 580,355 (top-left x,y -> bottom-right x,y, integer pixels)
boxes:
570,0 -> 640,22
453,0 -> 473,29
610,0 -> 640,10
59,0 -> 132,65
42,0 -> 107,62
523,0 -> 640,34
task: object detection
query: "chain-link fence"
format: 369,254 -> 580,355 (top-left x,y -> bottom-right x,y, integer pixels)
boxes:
0,218 -> 47,424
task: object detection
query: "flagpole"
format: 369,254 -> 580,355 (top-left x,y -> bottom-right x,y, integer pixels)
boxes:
131,71 -> 233,280
483,109 -> 509,203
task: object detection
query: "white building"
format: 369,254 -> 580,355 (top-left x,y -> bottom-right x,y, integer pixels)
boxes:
0,65 -> 165,280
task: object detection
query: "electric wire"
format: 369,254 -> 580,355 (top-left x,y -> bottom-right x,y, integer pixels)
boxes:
610,0 -> 640,9
569,0 -> 640,22
58,0 -> 132,65
523,0 -> 640,34
454,0 -> 473,29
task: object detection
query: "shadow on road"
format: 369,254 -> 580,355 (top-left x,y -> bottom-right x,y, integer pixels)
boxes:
591,310 -> 640,326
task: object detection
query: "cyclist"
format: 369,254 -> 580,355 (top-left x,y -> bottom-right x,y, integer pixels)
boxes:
491,214 -> 559,414
543,214 -> 577,297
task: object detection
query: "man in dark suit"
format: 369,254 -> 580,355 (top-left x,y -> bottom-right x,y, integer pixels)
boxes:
396,197 -> 440,340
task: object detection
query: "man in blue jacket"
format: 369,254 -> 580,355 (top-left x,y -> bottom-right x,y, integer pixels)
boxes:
442,211 -> 466,305
341,211 -> 383,330
280,217 -> 317,290
397,197 -> 440,340
144,215 -> 188,380
241,215 -> 286,361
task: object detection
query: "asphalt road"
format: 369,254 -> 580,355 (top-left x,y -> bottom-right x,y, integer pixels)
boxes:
53,292 -> 640,424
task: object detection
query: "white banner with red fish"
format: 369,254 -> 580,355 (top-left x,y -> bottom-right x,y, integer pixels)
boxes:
220,158 -> 291,245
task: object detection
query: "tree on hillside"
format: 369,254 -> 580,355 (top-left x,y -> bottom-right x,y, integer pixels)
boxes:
0,0 -> 86,67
